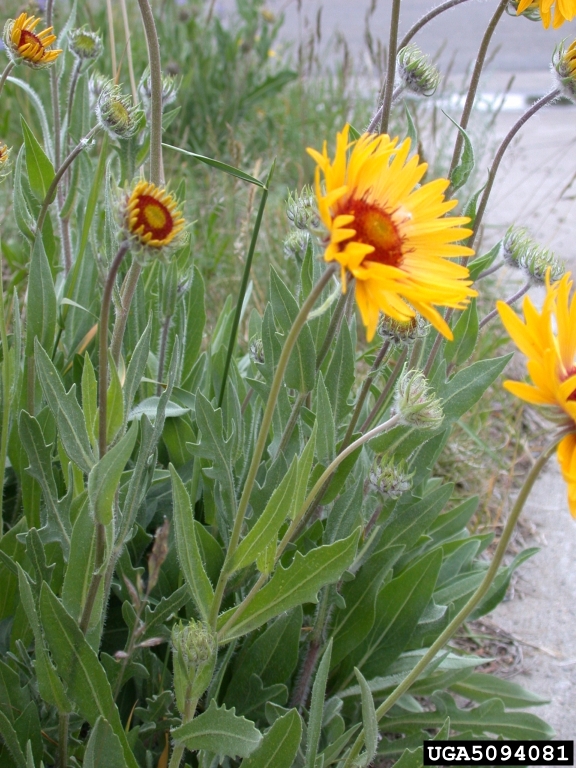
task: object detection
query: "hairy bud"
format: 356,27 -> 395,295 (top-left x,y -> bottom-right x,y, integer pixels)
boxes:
69,25 -> 103,61
283,230 -> 310,262
369,456 -> 414,499
249,337 -> 265,365
96,81 -> 143,140
506,0 -> 542,21
553,39 -> 576,103
286,185 -> 321,232
171,621 -> 217,714
393,368 -> 444,429
378,314 -> 428,346
0,143 -> 11,183
397,44 -> 441,97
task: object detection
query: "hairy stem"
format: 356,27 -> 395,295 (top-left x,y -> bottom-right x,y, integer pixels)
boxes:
119,0 -> 138,103
99,242 -> 130,458
360,348 -> 407,433
110,261 -> 142,366
156,314 -> 172,395
106,0 -> 118,78
367,85 -> 405,133
0,62 -> 15,101
136,0 -> 164,184
315,284 -> 349,369
471,89 -> 559,246
379,0 -> 402,135
342,341 -> 391,448
58,712 -> 68,768
399,0 -> 472,50
448,0 -> 508,179
479,279 -> 531,330
423,316 -> 453,378
342,433 -> 564,767
210,266 -> 337,629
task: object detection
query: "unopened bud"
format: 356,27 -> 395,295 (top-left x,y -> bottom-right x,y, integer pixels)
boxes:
397,44 -> 441,97
249,337 -> 264,365
521,245 -> 565,284
88,72 -> 107,110
393,368 -> 444,429
171,620 -> 217,714
96,81 -> 143,139
501,226 -> 532,268
369,456 -> 413,499
378,314 -> 428,346
69,26 -> 103,61
286,185 -> 321,232
284,230 -> 310,262
139,69 -> 179,112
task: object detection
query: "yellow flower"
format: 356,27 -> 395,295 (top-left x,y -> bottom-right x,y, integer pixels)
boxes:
124,181 -> 185,253
307,125 -> 476,341
3,13 -> 62,69
497,272 -> 576,517
516,0 -> 576,28
553,39 -> 576,101
0,142 -> 11,182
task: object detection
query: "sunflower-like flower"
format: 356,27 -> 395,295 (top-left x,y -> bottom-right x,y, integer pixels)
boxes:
307,125 -> 476,341
123,180 -> 186,260
553,39 -> 576,102
497,272 -> 576,517
0,142 -> 11,182
3,13 -> 62,69
513,0 -> 576,28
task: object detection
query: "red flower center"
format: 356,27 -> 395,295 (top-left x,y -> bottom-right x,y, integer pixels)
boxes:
345,200 -> 404,268
566,365 -> 576,401
133,195 -> 173,241
19,28 -> 42,50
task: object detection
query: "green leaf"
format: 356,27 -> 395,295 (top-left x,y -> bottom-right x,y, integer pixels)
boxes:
391,747 -> 423,768
404,102 -> 418,146
88,421 -> 138,525
82,353 -> 97,448
7,77 -> 53,158
181,267 -> 206,390
34,341 -> 95,473
446,113 -> 475,192
240,709 -> 302,768
0,709 -> 26,768
291,422 -> 317,520
451,673 -> 549,709
26,240 -> 57,357
441,355 -> 512,423
61,496 -> 99,624
218,530 -> 359,642
379,484 -> 453,553
20,116 -> 55,201
163,144 -> 266,187
169,464 -> 214,621
123,321 -> 151,415
39,583 -> 140,767
315,373 -> 335,464
232,458 -> 298,572
242,70 -> 298,107
172,699 -> 262,758
83,717 -> 126,768
105,355 -> 124,444
444,299 -> 478,367
324,319 -> 355,425
354,667 -> 378,765
13,147 -> 35,241
468,241 -> 501,281
306,639 -> 332,768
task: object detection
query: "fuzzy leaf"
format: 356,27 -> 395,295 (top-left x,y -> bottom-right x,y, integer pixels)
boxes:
172,699 -> 262,758
26,240 -> 57,357
87,421 -> 138,525
444,299 -> 478,367
355,667 -> 378,765
181,267 -> 206,389
240,709 -> 301,768
324,319 -> 355,424
21,116 -> 55,201
306,639 -> 332,768
446,113 -> 475,191
83,717 -> 126,768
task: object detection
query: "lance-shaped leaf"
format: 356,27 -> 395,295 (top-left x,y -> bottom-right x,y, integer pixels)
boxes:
0,709 -> 26,768
35,341 -> 95,473
13,147 -> 36,241
18,411 -> 71,555
170,464 -> 213,621
231,458 -> 298,572
83,717 -> 126,768
218,529 -> 360,642
240,709 -> 301,768
306,639 -> 332,768
39,583 -> 140,768
315,373 -> 335,464
325,318 -> 355,425
21,116 -> 55,201
82,353 -> 97,448
445,299 -> 478,367
61,496 -> 98,623
123,321 -> 151,416
290,422 -> 317,520
26,239 -> 57,356
171,699 -> 262,758
88,421 -> 138,525
446,113 -> 475,192
354,667 -> 378,765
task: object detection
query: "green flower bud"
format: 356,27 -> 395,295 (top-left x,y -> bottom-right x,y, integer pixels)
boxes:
501,226 -> 532,268
368,456 -> 414,499
393,368 -> 444,430
138,69 -> 179,113
96,80 -> 143,140
378,314 -> 428,346
521,245 -> 565,284
286,185 -> 321,232
249,337 -> 264,365
171,620 -> 217,715
397,44 -> 441,97
283,230 -> 310,262
69,25 -> 103,61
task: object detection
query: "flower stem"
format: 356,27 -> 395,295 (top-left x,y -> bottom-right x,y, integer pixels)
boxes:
209,265 -> 337,630
99,242 -> 130,458
479,278 -> 531,330
157,313 -> 172,396
367,86 -> 405,133
471,89 -> 559,246
119,0 -> 138,104
136,0 -> 164,185
360,348 -> 407,433
315,284 -> 349,369
379,0 -> 402,135
110,261 -> 142,366
342,341 -> 391,448
106,0 -> 118,78
342,433 -> 563,768
448,0 -> 508,179
399,0 -> 472,50
79,521 -> 107,634
0,62 -> 15,102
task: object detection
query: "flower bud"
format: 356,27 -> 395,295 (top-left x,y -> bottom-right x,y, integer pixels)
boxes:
138,69 -> 179,112
553,39 -> 576,103
506,0 -> 542,21
69,25 -> 103,61
88,72 -> 107,110
96,81 -> 143,140
286,185 -> 321,232
0,143 -> 11,183
521,245 -> 565,284
378,314 -> 428,347
171,620 -> 217,714
393,368 -> 444,430
501,226 -> 532,268
397,44 -> 441,97
249,337 -> 264,365
283,230 -> 310,262
368,456 -> 413,499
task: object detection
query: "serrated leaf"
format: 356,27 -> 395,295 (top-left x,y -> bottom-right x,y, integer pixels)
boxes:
354,668 -> 378,765
446,112 -> 475,191
26,239 -> 57,356
21,116 -> 55,201
34,341 -> 95,473
172,699 -> 262,758
39,583 -> 140,767
240,708 -> 301,768
88,421 -> 138,525
83,717 -> 126,768
218,529 -> 360,642
306,639 -> 332,768
170,464 -> 213,621
444,299 -> 478,367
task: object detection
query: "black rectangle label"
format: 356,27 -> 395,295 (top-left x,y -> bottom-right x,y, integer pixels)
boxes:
423,741 -> 574,766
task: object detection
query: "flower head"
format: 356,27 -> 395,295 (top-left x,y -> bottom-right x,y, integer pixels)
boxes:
513,0 -> 576,27
397,44 -> 441,97
123,180 -> 186,260
0,142 -> 11,183
3,13 -> 62,69
507,0 -> 542,21
286,185 -> 322,233
497,272 -> 576,517
138,69 -> 179,113
96,81 -> 142,140
283,230 -> 310,262
369,456 -> 414,499
553,39 -> 576,102
378,313 -> 428,347
307,125 -> 476,341
69,25 -> 103,61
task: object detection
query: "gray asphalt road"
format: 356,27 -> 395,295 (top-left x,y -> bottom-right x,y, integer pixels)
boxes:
218,0 -> 576,72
